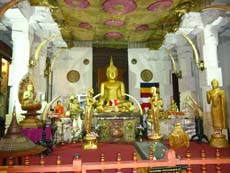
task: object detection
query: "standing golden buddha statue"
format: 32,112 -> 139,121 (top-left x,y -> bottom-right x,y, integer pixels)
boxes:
83,88 -> 97,150
206,79 -> 228,148
147,87 -> 163,141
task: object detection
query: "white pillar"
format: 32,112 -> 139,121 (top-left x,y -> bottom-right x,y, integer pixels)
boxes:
6,9 -> 30,114
202,25 -> 222,86
200,23 -> 224,138
201,24 -> 222,110
176,45 -> 197,111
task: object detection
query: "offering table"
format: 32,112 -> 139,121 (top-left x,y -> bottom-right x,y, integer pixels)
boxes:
93,112 -> 140,143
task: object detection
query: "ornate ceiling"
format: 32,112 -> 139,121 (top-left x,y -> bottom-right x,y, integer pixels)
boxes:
28,0 -> 211,49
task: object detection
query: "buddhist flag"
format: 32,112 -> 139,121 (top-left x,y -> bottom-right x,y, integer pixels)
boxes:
140,83 -> 159,109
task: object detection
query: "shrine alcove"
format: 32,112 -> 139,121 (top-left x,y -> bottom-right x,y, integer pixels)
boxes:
93,47 -> 128,95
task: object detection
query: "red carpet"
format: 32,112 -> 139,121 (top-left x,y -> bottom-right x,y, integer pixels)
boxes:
29,142 -> 135,164
26,141 -> 230,173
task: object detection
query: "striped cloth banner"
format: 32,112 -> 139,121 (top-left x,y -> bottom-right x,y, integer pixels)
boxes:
140,83 -> 160,110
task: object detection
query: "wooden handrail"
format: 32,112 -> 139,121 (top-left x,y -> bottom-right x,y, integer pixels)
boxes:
1,149 -> 230,173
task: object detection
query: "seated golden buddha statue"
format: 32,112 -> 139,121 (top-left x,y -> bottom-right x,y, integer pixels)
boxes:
19,76 -> 41,111
95,57 -> 136,113
169,99 -> 178,112
18,75 -> 42,128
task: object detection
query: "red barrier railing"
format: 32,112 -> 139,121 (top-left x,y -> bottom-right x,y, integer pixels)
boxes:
1,149 -> 230,173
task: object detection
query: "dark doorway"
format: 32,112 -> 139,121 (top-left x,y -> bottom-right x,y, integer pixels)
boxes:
93,47 -> 128,95
0,41 -> 12,117
172,73 -> 180,110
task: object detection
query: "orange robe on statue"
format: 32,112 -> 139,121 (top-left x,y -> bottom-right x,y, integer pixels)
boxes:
54,105 -> 65,117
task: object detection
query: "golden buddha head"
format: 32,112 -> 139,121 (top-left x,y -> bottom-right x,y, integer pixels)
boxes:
175,122 -> 182,129
211,79 -> 219,89
106,56 -> 118,80
151,87 -> 157,94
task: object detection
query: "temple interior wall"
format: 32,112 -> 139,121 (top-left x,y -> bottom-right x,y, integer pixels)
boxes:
36,47 -> 176,111
2,3 -> 230,141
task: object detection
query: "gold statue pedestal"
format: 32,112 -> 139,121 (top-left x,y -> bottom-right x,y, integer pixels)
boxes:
20,103 -> 42,128
148,132 -> 163,141
210,134 -> 228,148
83,134 -> 98,150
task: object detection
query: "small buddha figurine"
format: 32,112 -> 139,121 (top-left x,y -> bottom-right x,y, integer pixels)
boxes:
169,99 -> 178,112
66,96 -> 74,115
54,100 -> 65,117
68,97 -> 83,120
169,122 -> 190,148
22,83 -> 36,105
98,57 -> 126,108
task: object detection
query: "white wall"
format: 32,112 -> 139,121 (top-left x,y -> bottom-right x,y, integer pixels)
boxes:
52,47 -> 93,101
128,48 -> 173,110
47,47 -> 176,110
218,37 -> 230,130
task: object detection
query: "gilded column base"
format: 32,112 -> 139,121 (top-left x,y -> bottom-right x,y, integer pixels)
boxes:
83,134 -> 98,150
210,134 -> 228,148
148,133 -> 163,141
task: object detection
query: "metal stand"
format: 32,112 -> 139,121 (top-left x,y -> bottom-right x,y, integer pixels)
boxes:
227,128 -> 230,142
191,117 -> 209,143
50,118 -> 57,144
37,122 -> 53,155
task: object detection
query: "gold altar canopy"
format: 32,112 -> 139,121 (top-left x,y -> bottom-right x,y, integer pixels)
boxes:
28,0 -> 211,49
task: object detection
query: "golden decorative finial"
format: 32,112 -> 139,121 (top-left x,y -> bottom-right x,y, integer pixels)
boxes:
109,56 -> 115,67
106,56 -> 118,76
